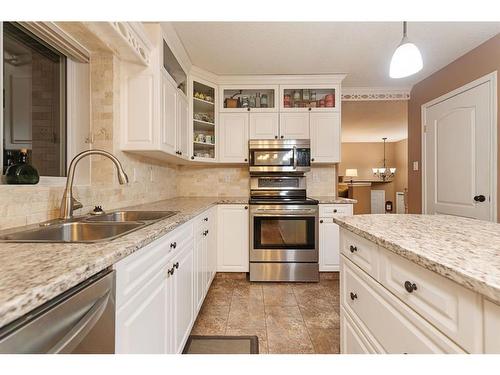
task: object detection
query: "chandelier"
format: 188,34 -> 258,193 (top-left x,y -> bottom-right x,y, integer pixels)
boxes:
372,137 -> 396,182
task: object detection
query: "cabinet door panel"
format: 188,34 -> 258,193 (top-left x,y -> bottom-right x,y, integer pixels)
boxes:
319,218 -> 340,272
219,113 -> 249,162
249,112 -> 279,140
217,205 -> 249,272
116,270 -> 167,354
160,71 -> 177,154
279,112 -> 309,139
176,93 -> 189,158
172,241 -> 194,354
310,112 -> 340,163
340,307 -> 376,354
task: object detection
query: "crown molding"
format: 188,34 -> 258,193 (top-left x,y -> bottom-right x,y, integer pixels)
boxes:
342,87 -> 411,101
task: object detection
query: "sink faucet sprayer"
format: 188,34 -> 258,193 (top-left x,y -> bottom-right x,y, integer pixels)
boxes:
60,150 -> 129,220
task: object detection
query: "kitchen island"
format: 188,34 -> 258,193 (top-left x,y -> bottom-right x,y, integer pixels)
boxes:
333,214 -> 500,354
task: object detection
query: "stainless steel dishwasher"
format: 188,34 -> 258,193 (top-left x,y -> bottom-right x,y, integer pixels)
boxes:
0,269 -> 115,354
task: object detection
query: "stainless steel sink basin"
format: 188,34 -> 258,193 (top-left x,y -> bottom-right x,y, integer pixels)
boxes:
85,210 -> 178,223
0,222 -> 145,243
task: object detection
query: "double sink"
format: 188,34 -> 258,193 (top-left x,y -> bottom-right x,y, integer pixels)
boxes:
0,211 -> 179,243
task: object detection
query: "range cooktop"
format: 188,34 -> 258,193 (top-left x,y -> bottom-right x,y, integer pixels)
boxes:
248,197 -> 319,205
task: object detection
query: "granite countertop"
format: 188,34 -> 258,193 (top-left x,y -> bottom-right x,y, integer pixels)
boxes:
333,214 -> 500,304
0,196 -> 248,328
313,196 -> 357,204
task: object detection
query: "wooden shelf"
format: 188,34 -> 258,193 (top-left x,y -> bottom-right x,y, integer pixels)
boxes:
193,119 -> 215,126
194,97 -> 215,106
193,141 -> 215,147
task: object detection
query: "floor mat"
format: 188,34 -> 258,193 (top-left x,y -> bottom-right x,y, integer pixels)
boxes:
182,335 -> 259,354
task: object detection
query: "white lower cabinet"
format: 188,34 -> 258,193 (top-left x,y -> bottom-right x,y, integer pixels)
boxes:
217,204 -> 249,272
340,306 -> 376,354
319,204 -> 352,272
115,206 -> 217,354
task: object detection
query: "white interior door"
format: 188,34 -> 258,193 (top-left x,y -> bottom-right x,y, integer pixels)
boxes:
424,80 -> 495,221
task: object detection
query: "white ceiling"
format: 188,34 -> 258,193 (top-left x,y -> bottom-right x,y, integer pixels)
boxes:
342,100 -> 408,142
172,22 -> 500,87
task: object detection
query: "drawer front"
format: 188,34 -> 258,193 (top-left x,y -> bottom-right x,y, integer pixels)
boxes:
341,229 -> 379,278
378,247 -> 482,353
115,222 -> 193,309
320,204 -> 353,217
341,256 -> 465,354
340,306 -> 376,354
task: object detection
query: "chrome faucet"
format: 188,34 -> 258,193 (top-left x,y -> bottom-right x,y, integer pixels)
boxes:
60,149 -> 129,220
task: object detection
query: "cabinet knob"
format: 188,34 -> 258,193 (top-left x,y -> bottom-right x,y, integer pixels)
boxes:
174,262 -> 179,269
247,107 -> 250,112
167,267 -> 175,277
311,158 -> 315,162
320,219 -> 324,223
308,107 -> 312,111
349,245 -> 357,253
244,206 -> 248,210
350,292 -> 358,301
404,281 -> 418,293
244,158 -> 248,162
280,135 -> 284,139
191,156 -> 195,160
170,242 -> 177,249
333,209 -> 337,213
204,217 -> 208,221
474,195 -> 486,202
274,135 -> 278,139
179,151 -> 183,155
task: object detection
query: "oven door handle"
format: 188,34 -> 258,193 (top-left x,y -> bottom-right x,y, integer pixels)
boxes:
293,146 -> 297,170
253,208 -> 317,213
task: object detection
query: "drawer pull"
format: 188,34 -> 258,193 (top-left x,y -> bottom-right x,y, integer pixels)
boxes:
170,242 -> 177,249
320,219 -> 324,224
404,281 -> 418,293
350,292 -> 358,301
167,267 -> 175,277
204,217 -> 208,221
349,245 -> 357,253
174,262 -> 179,269
333,209 -> 338,213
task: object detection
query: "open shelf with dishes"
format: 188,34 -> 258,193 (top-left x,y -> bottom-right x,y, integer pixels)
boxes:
220,85 -> 278,112
192,80 -> 217,160
280,85 -> 339,112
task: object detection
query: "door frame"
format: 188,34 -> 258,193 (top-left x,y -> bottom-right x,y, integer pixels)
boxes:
421,71 -> 498,221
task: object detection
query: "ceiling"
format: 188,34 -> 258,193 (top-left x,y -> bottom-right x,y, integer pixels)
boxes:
342,100 -> 407,142
172,22 -> 500,87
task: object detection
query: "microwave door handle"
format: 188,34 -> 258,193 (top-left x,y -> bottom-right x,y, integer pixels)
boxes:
293,146 -> 297,170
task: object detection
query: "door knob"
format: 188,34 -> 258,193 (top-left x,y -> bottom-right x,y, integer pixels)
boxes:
474,195 -> 486,202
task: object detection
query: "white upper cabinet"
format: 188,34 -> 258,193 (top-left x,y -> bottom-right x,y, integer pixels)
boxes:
219,85 -> 278,113
280,84 -> 340,112
160,70 -> 177,154
191,76 -> 218,161
249,112 -> 280,140
310,112 -> 341,163
176,92 -> 189,158
219,113 -> 249,163
279,112 -> 310,139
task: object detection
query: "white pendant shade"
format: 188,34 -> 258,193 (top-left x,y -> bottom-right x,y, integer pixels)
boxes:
389,22 -> 423,79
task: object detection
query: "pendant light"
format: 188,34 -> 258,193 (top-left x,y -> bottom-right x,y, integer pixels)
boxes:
389,21 -> 423,78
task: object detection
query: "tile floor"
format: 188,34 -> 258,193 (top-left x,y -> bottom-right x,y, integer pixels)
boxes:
190,273 -> 341,354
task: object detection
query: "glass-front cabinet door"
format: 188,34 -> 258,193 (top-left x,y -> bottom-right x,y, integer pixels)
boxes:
191,78 -> 217,161
280,84 -> 340,112
219,85 -> 279,112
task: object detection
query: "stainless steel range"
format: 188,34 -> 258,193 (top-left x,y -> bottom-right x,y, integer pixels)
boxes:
248,140 -> 319,282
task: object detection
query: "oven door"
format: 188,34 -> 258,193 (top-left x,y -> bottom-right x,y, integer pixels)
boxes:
250,205 -> 318,262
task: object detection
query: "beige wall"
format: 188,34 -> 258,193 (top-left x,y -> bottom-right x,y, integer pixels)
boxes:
408,34 -> 500,220
340,140 -> 407,205
176,165 -> 337,198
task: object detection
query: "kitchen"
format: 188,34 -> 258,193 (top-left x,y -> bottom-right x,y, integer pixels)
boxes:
1,1 -> 500,372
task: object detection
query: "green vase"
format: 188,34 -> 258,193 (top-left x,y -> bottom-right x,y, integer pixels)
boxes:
5,151 -> 40,184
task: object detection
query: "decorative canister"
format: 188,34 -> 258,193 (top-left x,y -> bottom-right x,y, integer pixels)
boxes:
319,99 -> 325,107
325,94 -> 334,107
241,96 -> 249,108
283,94 -> 291,108
310,91 -> 316,101
261,94 -> 268,108
293,90 -> 301,102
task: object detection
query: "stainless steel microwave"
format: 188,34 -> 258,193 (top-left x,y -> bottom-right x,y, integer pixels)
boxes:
248,139 -> 311,174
